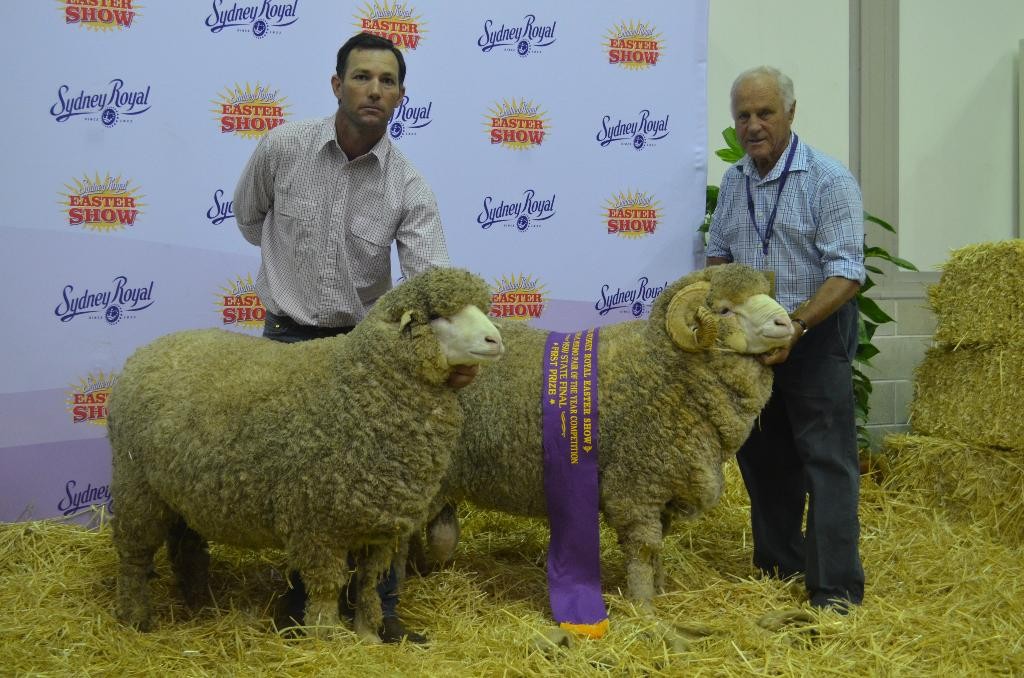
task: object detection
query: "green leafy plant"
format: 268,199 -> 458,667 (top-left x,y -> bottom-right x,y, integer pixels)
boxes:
701,128 -> 918,448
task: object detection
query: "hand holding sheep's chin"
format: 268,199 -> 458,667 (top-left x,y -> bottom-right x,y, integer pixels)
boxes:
447,364 -> 480,389
757,325 -> 802,366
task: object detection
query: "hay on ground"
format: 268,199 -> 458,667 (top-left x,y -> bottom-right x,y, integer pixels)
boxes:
928,239 -> 1024,345
909,344 -> 1024,451
880,433 -> 1024,547
2,463 -> 1023,676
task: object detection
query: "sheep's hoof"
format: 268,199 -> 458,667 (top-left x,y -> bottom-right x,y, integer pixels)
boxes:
529,626 -> 575,653
757,607 -> 818,632
353,620 -> 384,645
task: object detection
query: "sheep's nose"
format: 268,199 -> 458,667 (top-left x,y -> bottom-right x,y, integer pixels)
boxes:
486,334 -> 504,353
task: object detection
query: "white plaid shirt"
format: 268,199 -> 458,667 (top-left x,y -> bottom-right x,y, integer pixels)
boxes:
707,136 -> 865,313
234,114 -> 450,327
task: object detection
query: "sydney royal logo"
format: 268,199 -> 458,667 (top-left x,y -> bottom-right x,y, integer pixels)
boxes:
62,0 -> 139,31
60,173 -> 144,232
54,276 -> 156,324
478,189 -> 556,231
213,83 -> 289,138
205,0 -> 299,38
596,109 -> 670,151
355,2 -> 425,50
388,95 -> 433,140
605,20 -> 663,69
66,371 -> 118,426
491,274 -> 547,319
486,99 -> 549,149
50,78 -> 152,127
594,276 -> 668,319
207,189 -> 235,225
218,274 -> 266,329
477,14 -> 556,57
58,480 -> 113,517
604,190 -> 661,238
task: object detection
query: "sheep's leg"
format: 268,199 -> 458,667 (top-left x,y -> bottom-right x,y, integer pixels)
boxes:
166,514 -> 210,610
290,546 -> 352,641
619,519 -> 664,611
353,545 -> 393,642
112,470 -> 175,631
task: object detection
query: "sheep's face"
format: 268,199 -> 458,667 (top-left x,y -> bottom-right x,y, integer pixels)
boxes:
664,265 -> 792,354
422,305 -> 504,366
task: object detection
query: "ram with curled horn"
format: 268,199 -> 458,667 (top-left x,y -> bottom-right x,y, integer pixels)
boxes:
408,263 -> 794,640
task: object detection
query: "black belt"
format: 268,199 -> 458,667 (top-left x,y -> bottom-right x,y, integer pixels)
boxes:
265,310 -> 354,340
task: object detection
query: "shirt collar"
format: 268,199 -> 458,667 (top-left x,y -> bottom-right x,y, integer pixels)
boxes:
318,113 -> 392,165
738,133 -> 807,182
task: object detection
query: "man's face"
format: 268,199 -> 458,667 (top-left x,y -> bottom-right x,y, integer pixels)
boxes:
331,48 -> 405,135
732,75 -> 795,174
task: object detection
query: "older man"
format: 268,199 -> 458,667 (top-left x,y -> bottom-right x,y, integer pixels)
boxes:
706,66 -> 865,611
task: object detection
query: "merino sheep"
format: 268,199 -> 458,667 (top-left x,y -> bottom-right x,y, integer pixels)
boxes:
108,267 -> 503,643
419,264 -> 792,608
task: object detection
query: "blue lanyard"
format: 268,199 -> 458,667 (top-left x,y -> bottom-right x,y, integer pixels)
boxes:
745,133 -> 798,256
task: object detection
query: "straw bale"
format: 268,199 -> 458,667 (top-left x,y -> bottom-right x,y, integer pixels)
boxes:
910,344 -> 1024,451
881,433 -> 1024,546
2,463 -> 1023,676
929,239 -> 1024,345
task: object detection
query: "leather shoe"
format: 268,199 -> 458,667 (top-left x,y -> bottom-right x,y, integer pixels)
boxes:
379,616 -> 428,644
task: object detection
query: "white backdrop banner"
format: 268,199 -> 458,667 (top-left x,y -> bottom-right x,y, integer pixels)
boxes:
0,1 -> 708,522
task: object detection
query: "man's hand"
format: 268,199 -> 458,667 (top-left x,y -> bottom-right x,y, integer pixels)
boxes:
757,323 -> 802,366
447,364 -> 480,389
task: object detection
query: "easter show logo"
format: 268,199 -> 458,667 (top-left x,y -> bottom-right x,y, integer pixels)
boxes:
49,78 -> 152,128
213,83 -> 289,138
485,98 -> 549,149
59,172 -> 144,232
490,274 -> 547,319
477,13 -> 557,57
354,2 -> 425,50
66,371 -> 118,426
217,274 -> 266,329
603,190 -> 661,238
62,0 -> 139,31
604,20 -> 663,69
205,0 -> 299,38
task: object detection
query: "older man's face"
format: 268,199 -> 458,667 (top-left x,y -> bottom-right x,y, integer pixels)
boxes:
732,75 -> 795,176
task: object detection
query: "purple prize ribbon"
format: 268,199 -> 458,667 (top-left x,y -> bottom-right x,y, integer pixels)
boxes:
541,328 -> 607,627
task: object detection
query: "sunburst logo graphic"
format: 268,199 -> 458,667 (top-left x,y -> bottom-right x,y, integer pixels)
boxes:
604,190 -> 661,239
59,172 -> 144,232
66,371 -> 118,426
355,2 -> 425,50
490,274 -> 548,319
486,99 -> 549,149
604,20 -> 663,70
60,0 -> 140,31
218,274 -> 266,329
213,83 -> 289,138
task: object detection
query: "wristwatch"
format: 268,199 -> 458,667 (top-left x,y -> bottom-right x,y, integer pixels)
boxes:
792,317 -> 809,335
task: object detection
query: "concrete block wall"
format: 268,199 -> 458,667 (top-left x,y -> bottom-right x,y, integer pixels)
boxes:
862,294 -> 936,449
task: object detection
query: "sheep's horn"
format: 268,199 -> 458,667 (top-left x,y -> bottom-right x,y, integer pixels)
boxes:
665,281 -> 717,352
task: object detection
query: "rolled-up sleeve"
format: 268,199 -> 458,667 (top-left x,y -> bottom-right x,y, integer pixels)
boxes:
815,171 -> 865,283
233,134 -> 275,246
395,172 -> 450,278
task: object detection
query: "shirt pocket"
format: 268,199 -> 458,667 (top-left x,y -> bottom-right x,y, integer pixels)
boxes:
346,216 -> 396,302
275,191 -> 316,250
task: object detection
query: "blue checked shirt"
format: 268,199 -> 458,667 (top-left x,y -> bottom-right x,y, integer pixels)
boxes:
707,136 -> 865,313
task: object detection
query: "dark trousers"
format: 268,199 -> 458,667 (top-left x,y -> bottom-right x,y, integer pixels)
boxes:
736,300 -> 865,606
262,311 -> 401,619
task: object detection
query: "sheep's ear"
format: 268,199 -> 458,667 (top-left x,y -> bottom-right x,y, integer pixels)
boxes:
665,281 -> 718,352
398,310 -> 415,333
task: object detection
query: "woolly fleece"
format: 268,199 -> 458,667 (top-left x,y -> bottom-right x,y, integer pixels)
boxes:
108,267 -> 492,636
